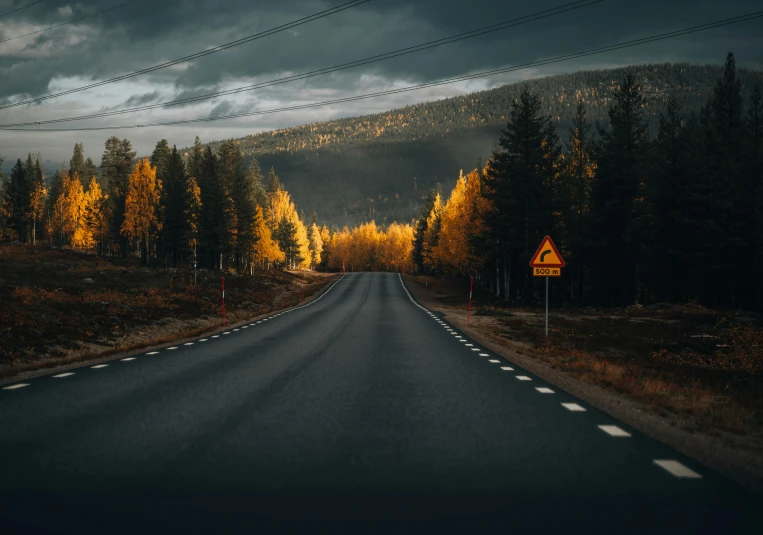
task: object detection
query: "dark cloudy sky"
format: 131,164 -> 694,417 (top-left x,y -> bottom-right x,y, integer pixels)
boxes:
0,0 -> 761,167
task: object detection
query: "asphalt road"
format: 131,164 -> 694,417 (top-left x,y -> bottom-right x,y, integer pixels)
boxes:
1,272 -> 761,534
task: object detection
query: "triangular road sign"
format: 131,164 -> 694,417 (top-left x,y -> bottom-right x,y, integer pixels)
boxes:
529,236 -> 565,268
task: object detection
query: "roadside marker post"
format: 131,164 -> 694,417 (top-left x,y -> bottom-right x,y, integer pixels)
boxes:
222,276 -> 226,327
529,236 -> 565,337
467,275 -> 474,326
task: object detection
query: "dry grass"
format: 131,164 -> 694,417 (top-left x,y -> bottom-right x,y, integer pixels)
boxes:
0,244 -> 337,376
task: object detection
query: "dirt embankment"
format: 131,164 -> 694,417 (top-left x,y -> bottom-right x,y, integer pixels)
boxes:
403,274 -> 763,495
0,244 -> 339,380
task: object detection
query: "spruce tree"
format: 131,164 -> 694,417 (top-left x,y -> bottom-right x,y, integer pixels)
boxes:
412,189 -> 436,273
589,74 -> 649,305
69,143 -> 86,186
700,53 -> 747,307
560,100 -> 596,303
649,96 -> 689,302
160,146 -> 189,266
482,88 -> 555,302
101,137 -> 136,256
267,167 -> 281,195
5,159 -> 29,242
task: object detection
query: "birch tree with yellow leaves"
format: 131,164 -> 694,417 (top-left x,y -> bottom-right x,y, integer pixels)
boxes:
121,159 -> 162,265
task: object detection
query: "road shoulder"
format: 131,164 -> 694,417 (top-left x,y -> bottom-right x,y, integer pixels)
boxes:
401,274 -> 763,496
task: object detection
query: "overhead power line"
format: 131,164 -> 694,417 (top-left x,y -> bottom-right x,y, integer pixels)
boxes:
5,10 -> 763,132
0,0 -> 370,111
0,0 -> 45,20
0,0 -> 604,127
0,0 -> 145,45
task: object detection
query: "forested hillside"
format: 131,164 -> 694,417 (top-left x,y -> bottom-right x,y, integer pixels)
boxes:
199,62 -> 763,226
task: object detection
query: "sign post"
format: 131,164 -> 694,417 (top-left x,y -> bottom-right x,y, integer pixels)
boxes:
467,275 -> 474,327
529,236 -> 565,337
222,276 -> 226,327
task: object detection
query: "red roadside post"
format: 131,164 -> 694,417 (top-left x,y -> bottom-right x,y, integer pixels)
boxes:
467,275 -> 474,326
222,276 -> 226,327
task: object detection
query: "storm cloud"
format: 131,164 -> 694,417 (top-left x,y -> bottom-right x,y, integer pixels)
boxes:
0,0 -> 761,166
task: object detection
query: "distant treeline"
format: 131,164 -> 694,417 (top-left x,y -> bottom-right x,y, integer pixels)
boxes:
0,138 -> 415,274
413,53 -> 763,310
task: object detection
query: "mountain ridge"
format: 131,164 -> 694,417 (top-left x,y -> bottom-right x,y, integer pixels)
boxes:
180,62 -> 762,225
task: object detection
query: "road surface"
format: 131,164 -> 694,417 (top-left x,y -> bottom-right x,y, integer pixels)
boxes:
1,273 -> 760,533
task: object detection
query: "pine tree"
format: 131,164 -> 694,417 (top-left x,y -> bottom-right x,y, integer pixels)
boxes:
6,159 -> 30,242
648,96 -> 689,302
69,143 -> 86,186
589,74 -> 649,305
159,146 -> 189,266
248,159 -> 268,208
698,53 -> 748,307
267,167 -> 281,195
218,140 -> 255,271
102,136 -> 136,257
482,88 -> 555,302
150,139 -> 172,181
412,189 -> 436,273
83,157 -> 98,186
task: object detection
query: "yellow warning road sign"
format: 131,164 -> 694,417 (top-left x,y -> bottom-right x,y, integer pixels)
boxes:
529,236 -> 565,268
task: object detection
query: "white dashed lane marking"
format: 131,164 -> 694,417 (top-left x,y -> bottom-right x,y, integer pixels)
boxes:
455,336 -> 462,339
199,339 -> 208,342
91,365 -> 108,369
489,359 -> 501,363
222,332 -> 230,335
257,321 -> 262,324
211,335 -> 220,338
471,348 -> 481,352
654,460 -> 702,478
500,367 -> 514,371
121,358 -> 136,362
2,384 -> 29,390
242,326 -> 248,329
53,373 -> 75,378
479,353 -> 489,356
184,342 -> 194,346
516,376 -> 532,381
233,329 -> 239,332
465,344 -> 473,347
146,351 -> 159,355
599,425 -> 631,437
562,403 -> 586,412
536,387 -> 555,394
167,347 -> 178,350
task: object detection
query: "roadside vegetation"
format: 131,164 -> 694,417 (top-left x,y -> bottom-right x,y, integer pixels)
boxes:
0,244 -> 336,377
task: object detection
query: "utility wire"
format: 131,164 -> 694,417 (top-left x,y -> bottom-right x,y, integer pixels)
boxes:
0,0 -> 370,110
0,0 -> 604,126
0,0 -> 145,44
5,10 -> 762,132
0,0 -> 45,20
